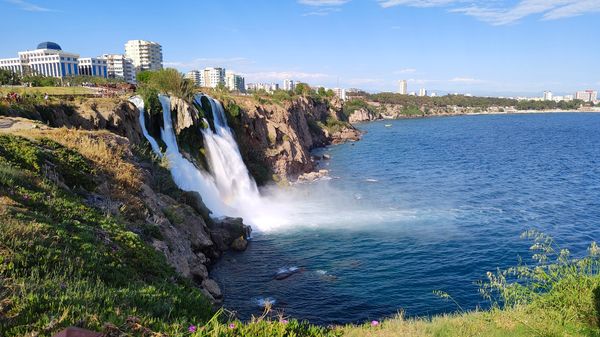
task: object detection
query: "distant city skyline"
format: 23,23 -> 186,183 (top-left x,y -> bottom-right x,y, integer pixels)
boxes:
0,0 -> 599,96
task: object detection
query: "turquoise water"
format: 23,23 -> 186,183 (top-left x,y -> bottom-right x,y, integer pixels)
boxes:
211,113 -> 600,324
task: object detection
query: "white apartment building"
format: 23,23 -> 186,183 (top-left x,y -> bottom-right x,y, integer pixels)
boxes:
0,42 -> 80,78
399,80 -> 407,95
283,79 -> 296,91
77,57 -> 108,78
575,90 -> 598,102
202,67 -> 225,88
332,87 -> 346,100
225,70 -> 245,92
418,88 -> 427,97
543,91 -> 553,101
185,70 -> 203,86
124,40 -> 163,72
101,54 -> 136,84
246,83 -> 279,92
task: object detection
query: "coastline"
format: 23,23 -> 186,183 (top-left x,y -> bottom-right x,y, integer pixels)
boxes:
352,108 -> 600,125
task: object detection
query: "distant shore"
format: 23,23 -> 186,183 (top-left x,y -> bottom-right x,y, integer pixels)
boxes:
366,108 -> 600,122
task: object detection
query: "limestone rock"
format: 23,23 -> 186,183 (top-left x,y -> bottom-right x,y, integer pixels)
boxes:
348,107 -> 379,124
202,278 -> 222,299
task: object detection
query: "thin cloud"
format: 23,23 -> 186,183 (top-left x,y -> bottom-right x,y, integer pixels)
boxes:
394,68 -> 417,74
243,71 -> 332,82
164,57 -> 252,70
379,0 -> 600,25
299,0 -> 348,16
378,0 -> 460,8
303,7 -> 341,16
450,77 -> 484,83
5,0 -> 56,12
298,0 -> 350,6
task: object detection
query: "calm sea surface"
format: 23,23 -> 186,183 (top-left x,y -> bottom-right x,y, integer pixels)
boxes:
211,113 -> 600,324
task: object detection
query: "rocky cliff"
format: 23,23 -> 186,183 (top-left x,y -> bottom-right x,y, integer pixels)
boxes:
348,107 -> 380,123
224,95 -> 361,182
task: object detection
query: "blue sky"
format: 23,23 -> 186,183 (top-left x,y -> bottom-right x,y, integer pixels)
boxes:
0,0 -> 599,96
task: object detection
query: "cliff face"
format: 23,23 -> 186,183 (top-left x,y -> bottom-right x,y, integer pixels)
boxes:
1,98 -> 144,144
348,107 -> 380,123
228,96 -> 361,181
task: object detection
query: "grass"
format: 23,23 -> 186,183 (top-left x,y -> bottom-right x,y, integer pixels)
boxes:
0,86 -> 94,96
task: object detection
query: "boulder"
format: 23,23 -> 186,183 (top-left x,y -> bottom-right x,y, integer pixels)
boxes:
202,278 -> 222,299
230,236 -> 248,251
209,217 -> 252,251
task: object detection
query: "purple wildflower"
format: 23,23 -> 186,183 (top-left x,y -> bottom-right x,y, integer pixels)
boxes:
188,325 -> 196,333
371,320 -> 380,327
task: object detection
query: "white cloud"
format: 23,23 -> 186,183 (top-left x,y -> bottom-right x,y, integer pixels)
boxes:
243,71 -> 332,82
378,0 -> 460,8
164,57 -> 251,70
450,77 -> 484,83
5,0 -> 56,12
394,68 -> 417,74
303,7 -> 342,16
378,0 -> 600,25
299,0 -> 349,15
298,0 -> 350,6
346,78 -> 383,85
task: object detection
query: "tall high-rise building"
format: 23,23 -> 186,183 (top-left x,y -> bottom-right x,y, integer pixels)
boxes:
124,40 -> 163,72
225,70 -> 245,92
101,54 -> 136,84
202,67 -> 225,88
543,91 -> 553,101
418,88 -> 427,97
283,79 -> 296,91
575,90 -> 598,102
185,70 -> 203,86
399,80 -> 407,95
0,41 -> 80,78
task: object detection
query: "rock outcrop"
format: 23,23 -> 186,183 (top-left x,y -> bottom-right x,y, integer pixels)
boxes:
1,98 -> 144,144
348,107 -> 379,123
229,95 -> 361,181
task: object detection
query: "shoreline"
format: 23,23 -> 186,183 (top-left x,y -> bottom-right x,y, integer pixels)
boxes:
352,109 -> 600,125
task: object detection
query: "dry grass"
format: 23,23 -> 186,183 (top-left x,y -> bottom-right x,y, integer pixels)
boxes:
9,127 -> 146,219
0,86 -> 94,96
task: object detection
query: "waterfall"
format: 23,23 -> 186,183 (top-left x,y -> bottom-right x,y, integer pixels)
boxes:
131,94 -> 285,230
196,94 -> 261,208
129,96 -> 162,155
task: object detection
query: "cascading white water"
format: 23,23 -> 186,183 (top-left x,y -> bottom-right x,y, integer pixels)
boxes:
129,96 -> 162,155
196,94 -> 260,206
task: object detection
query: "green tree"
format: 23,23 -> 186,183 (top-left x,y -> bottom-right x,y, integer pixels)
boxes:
0,69 -> 21,85
294,82 -> 311,96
